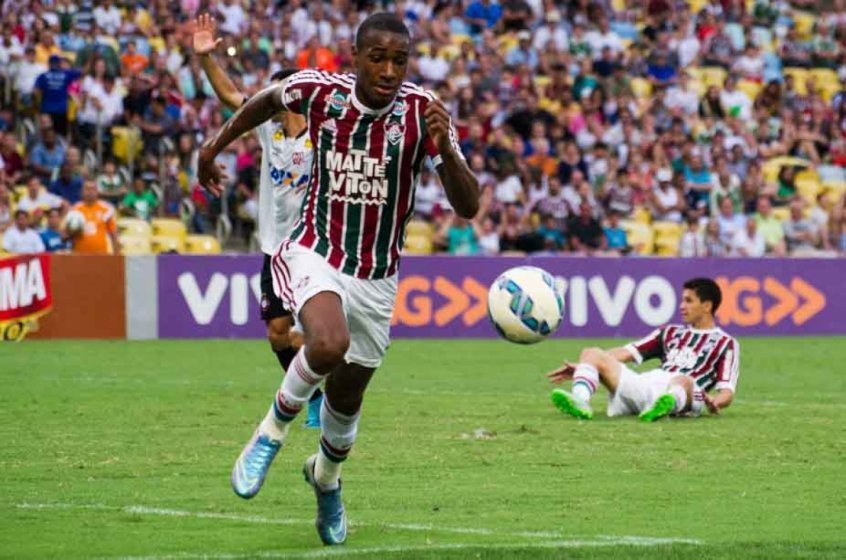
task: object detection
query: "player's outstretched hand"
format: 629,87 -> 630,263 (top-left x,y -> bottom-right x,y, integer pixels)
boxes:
197,147 -> 228,197
702,392 -> 720,415
423,99 -> 452,154
546,361 -> 577,384
192,13 -> 222,56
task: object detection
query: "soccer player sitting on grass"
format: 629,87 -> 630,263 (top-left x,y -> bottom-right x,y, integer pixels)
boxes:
548,277 -> 739,421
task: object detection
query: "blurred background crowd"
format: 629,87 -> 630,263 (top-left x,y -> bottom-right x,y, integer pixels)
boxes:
2,0 -> 846,258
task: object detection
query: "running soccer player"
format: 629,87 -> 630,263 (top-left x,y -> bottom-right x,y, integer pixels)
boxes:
192,14 -> 322,428
548,278 -> 739,421
197,13 -> 479,546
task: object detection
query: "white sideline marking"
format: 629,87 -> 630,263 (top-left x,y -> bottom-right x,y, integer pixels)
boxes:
114,538 -> 700,560
17,502 -> 701,549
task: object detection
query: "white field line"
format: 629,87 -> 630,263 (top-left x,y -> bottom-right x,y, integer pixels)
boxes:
17,502 -> 701,549
114,538 -> 701,560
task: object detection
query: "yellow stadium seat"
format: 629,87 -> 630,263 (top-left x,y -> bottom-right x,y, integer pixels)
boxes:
403,234 -> 433,255
655,235 -> 681,256
771,207 -> 790,222
688,79 -> 707,96
148,36 -> 166,54
652,221 -> 683,239
632,206 -> 652,225
151,234 -> 186,254
437,44 -> 461,61
450,34 -> 473,47
151,218 -> 187,239
630,77 -> 652,99
117,217 -> 152,238
13,186 -> 27,202
111,126 -> 143,163
405,220 -> 435,238
819,82 -> 840,103
793,11 -> 815,40
810,68 -> 839,87
783,67 -> 809,94
612,0 -> 627,12
0,233 -> 4,255
687,0 -> 708,13
119,234 -> 152,255
532,75 -> 551,90
699,66 -> 727,88
822,180 -> 846,198
185,235 -> 222,255
621,220 -> 654,255
796,177 -> 822,204
737,79 -> 763,101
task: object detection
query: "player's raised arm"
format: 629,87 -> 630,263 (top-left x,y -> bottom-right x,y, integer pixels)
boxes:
424,100 -> 480,219
192,13 -> 246,111
197,84 -> 286,195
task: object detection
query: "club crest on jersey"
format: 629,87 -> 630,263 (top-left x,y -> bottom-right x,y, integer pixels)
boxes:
327,91 -> 350,112
391,100 -> 408,117
386,122 -> 405,145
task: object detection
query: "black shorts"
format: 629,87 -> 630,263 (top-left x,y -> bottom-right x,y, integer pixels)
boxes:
261,254 -> 293,322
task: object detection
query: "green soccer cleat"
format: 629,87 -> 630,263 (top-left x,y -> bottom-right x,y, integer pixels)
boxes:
639,393 -> 677,422
550,389 -> 594,420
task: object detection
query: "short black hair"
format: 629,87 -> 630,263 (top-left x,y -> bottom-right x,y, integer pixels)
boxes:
683,278 -> 722,314
355,12 -> 410,50
270,68 -> 298,82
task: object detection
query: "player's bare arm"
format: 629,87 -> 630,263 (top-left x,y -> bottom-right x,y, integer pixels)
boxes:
546,346 -> 634,384
424,100 -> 480,219
192,13 -> 246,111
197,84 -> 285,195
703,388 -> 734,414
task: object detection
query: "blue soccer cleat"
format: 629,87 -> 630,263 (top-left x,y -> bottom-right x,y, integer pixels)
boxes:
303,454 -> 347,545
304,392 -> 322,429
231,430 -> 281,499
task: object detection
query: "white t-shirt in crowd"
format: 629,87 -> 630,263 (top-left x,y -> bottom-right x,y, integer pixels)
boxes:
494,175 -> 523,204
2,226 -> 46,254
731,227 -> 766,257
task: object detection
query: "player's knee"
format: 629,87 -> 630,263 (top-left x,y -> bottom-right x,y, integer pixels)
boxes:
308,332 -> 350,370
579,347 -> 605,366
672,375 -> 694,391
266,320 -> 291,352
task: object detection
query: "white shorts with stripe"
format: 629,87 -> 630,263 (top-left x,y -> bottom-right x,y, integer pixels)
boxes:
607,367 -> 672,417
271,241 -> 397,369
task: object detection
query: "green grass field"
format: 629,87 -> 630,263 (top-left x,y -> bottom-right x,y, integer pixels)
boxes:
1,338 -> 845,559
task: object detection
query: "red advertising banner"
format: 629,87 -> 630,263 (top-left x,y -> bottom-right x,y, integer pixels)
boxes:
0,254 -> 53,340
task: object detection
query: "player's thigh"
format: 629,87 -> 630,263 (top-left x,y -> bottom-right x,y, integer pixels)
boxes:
606,367 -> 669,417
344,275 -> 398,370
266,315 -> 294,348
273,242 -> 349,347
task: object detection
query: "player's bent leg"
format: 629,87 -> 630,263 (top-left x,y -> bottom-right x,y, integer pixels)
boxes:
300,291 -> 350,374
640,376 -> 694,422
551,347 -> 623,419
267,315 -> 297,371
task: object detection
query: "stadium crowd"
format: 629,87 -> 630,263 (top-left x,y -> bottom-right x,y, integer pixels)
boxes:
1,0 -> 846,258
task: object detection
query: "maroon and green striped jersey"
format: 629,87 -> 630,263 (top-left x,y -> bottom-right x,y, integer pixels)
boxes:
277,69 -> 462,279
624,325 -> 740,393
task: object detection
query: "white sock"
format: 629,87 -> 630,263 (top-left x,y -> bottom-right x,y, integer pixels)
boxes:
572,364 -> 599,403
315,448 -> 342,491
669,384 -> 688,413
315,399 -> 359,491
259,405 -> 291,443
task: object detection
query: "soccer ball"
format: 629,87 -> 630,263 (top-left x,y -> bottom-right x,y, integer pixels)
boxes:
487,266 -> 564,344
64,210 -> 86,235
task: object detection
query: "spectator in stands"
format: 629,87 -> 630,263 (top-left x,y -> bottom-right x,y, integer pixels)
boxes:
704,218 -> 727,257
3,209 -> 45,254
121,177 -> 159,221
568,202 -> 606,255
134,94 -> 176,154
683,151 -> 713,215
603,211 -> 629,255
13,46 -> 46,109
440,214 -> 479,256
730,216 -> 766,257
679,215 -> 707,257
774,165 -> 799,206
0,182 -> 12,233
34,55 -> 81,137
28,127 -> 65,183
70,179 -> 119,255
296,36 -> 338,73
783,198 -> 821,256
39,207 -> 70,252
0,133 -> 24,185
650,169 -> 685,222
465,0 -> 502,35
536,214 -> 566,252
754,196 -> 787,256
120,40 -> 149,77
19,175 -> 63,219
49,162 -> 84,205
716,196 -> 746,247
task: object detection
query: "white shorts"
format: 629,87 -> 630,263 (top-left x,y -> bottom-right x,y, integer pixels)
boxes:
271,241 -> 397,369
606,367 -> 672,417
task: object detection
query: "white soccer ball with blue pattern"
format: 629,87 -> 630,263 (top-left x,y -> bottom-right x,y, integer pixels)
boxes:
487,266 -> 564,344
